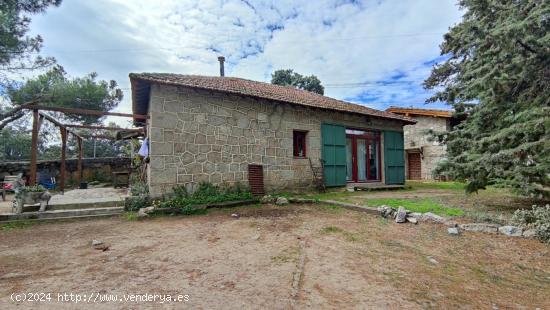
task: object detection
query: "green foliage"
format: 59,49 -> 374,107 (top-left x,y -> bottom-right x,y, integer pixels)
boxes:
321,226 -> 343,233
406,181 -> 465,191
124,212 -> 138,221
1,220 -> 33,231
0,0 -> 60,74
7,65 -> 123,124
124,196 -> 149,211
0,127 -> 32,160
172,184 -> 189,199
129,181 -> 149,197
159,182 -> 254,210
512,204 -> 550,243
271,69 -> 325,95
425,0 -> 550,198
366,198 -> 464,216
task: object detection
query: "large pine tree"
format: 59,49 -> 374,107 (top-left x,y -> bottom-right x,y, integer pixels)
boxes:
425,0 -> 549,198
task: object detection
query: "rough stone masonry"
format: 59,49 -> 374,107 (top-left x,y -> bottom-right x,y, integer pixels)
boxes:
146,84 -> 403,196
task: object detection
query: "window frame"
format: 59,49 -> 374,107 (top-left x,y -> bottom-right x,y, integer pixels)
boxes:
293,130 -> 308,158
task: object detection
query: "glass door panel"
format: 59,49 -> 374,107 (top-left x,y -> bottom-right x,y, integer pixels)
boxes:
346,138 -> 353,181
368,141 -> 379,180
357,139 -> 367,181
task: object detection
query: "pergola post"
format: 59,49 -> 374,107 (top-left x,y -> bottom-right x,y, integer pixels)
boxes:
60,127 -> 67,193
77,137 -> 83,186
30,109 -> 39,185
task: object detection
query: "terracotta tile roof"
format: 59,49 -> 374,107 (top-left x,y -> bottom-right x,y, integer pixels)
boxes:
129,73 -> 416,124
386,106 -> 453,118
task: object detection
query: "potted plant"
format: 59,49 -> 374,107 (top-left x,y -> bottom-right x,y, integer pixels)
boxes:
13,182 -> 52,214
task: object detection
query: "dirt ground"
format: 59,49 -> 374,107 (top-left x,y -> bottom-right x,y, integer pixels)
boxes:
1,203 -> 549,309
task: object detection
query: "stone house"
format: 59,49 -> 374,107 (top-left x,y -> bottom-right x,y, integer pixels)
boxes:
385,107 -> 453,180
130,73 -> 415,196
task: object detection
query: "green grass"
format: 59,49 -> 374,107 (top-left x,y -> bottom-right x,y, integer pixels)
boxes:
321,226 -> 344,233
406,181 -> 466,191
1,220 -> 33,231
365,198 -> 464,216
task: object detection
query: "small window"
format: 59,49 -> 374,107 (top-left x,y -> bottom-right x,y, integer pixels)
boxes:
293,130 -> 307,158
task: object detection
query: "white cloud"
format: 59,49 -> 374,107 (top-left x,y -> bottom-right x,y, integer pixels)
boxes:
27,0 -> 463,126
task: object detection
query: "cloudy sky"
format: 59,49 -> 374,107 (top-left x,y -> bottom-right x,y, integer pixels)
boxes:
28,0 -> 463,124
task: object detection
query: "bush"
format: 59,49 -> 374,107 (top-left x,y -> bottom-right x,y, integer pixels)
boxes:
512,204 -> 550,243
129,181 -> 149,196
160,182 -> 254,210
124,196 -> 149,211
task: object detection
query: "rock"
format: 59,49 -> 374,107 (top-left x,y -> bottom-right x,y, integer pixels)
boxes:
427,256 -> 439,264
92,240 -> 109,251
231,213 -> 240,219
498,225 -> 523,237
421,212 -> 446,223
459,223 -> 499,234
408,212 -> 422,219
137,206 -> 155,218
346,187 -> 355,192
446,220 -> 458,228
448,227 -> 460,235
522,229 -> 536,238
252,234 -> 260,240
379,205 -> 396,218
395,206 -> 407,223
260,195 -> 275,204
406,217 -> 418,224
275,197 -> 289,206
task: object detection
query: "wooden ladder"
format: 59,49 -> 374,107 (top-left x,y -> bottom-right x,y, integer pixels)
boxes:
309,158 -> 326,192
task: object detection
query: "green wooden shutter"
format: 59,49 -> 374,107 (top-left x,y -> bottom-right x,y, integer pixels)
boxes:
384,131 -> 405,185
321,123 -> 347,187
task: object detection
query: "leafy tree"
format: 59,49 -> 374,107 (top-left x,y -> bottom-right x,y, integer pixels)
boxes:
0,0 -> 61,76
271,69 -> 325,95
1,65 -> 123,129
424,0 -> 550,198
0,127 -> 33,160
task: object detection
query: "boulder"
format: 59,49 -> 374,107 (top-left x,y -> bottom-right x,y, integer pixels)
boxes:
459,223 -> 499,234
522,229 -> 536,238
260,195 -> 276,204
498,226 -> 523,237
406,217 -> 418,224
378,205 -> 396,218
445,220 -> 458,228
231,213 -> 240,219
421,212 -> 446,223
395,206 -> 407,223
346,187 -> 355,192
448,227 -> 460,235
408,212 -> 422,219
275,197 -> 289,206
91,240 -> 109,251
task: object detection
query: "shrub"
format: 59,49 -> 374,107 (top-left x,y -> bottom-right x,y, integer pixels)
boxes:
172,184 -> 189,199
124,196 -> 149,211
512,204 -> 550,243
159,182 -> 254,210
129,181 -> 149,196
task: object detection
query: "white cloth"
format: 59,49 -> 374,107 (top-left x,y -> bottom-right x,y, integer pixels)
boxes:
138,137 -> 149,157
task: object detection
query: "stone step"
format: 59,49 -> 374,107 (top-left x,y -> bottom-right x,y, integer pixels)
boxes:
18,200 -> 124,212
0,207 -> 124,222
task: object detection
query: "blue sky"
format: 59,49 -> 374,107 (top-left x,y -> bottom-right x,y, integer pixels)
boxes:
25,0 -> 463,123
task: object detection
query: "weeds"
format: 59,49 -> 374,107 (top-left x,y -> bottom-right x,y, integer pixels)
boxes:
1,221 -> 33,231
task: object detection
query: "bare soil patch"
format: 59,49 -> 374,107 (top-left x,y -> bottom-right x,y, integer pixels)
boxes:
1,204 -> 549,309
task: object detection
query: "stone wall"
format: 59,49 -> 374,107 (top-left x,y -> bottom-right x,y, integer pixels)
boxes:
0,157 -> 131,185
402,115 -> 449,180
146,84 -> 404,196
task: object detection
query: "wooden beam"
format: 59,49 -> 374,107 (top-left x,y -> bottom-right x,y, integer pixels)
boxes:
77,137 -> 83,186
64,124 -> 143,132
60,127 -> 67,193
37,112 -> 83,140
30,109 -> 39,185
21,104 -> 149,119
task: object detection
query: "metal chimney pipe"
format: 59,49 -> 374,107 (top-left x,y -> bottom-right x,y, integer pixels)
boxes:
217,56 -> 225,77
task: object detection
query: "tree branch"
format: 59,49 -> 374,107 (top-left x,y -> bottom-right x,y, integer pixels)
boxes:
516,40 -> 538,54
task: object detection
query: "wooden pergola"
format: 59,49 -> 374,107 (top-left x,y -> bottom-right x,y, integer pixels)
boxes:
19,104 -> 148,192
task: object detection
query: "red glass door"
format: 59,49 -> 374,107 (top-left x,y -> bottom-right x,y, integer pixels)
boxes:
346,130 -> 381,182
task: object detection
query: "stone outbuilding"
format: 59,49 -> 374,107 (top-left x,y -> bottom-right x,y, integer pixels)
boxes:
130,73 -> 415,196
385,107 -> 454,180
